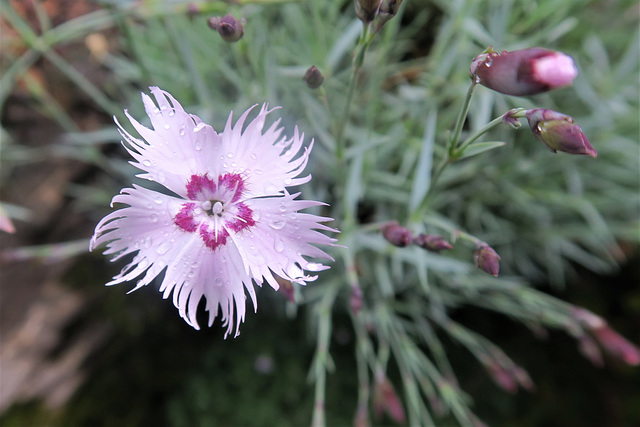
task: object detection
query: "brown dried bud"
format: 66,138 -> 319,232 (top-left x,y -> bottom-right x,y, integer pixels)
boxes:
355,0 -> 381,23
381,222 -> 412,247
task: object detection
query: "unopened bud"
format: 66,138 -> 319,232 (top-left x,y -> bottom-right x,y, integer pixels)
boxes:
577,334 -> 604,367
208,15 -> 244,43
592,325 -> 640,366
373,376 -> 406,423
355,0 -> 381,23
413,234 -> 453,253
525,109 -> 597,157
502,109 -> 522,128
303,65 -> 324,89
474,243 -> 500,276
470,47 -> 578,96
373,0 -> 403,32
381,222 -> 412,247
186,3 -> 200,20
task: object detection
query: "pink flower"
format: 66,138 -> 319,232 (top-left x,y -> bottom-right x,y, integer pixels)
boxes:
91,87 -> 337,337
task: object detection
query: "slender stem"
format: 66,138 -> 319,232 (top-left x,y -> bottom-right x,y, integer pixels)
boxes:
448,81 -> 478,155
311,283 -> 338,427
335,23 -> 371,165
454,116 -> 504,155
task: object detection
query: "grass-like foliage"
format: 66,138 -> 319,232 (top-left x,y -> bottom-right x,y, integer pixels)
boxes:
1,0 -> 638,426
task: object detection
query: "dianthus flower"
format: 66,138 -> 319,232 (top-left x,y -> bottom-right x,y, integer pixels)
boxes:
91,87 -> 337,337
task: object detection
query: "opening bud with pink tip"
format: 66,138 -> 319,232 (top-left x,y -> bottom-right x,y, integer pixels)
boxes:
208,14 -> 245,43
525,109 -> 597,157
303,65 -> 324,89
470,47 -> 578,96
474,243 -> 500,276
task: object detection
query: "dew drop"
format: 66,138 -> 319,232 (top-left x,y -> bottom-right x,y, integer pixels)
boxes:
179,127 -> 186,136
284,177 -> 292,185
194,141 -> 203,151
153,108 -> 160,114
164,124 -> 170,130
156,241 -> 172,255
254,169 -> 263,175
274,236 -> 284,253
144,236 -> 153,248
473,75 -> 481,84
215,277 -> 223,286
484,57 -> 493,67
142,159 -> 152,167
150,214 -> 158,223
269,219 -> 286,230
279,204 -> 287,213
154,197 -> 163,204
226,152 -> 234,158
231,162 -> 237,168
250,153 -> 257,159
157,173 -> 166,183
168,110 -> 175,117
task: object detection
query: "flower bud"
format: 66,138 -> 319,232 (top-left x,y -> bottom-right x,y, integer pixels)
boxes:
303,65 -> 324,89
372,0 -> 403,32
525,109 -> 597,157
470,48 -> 578,96
373,376 -> 406,423
412,234 -> 453,253
355,0 -> 381,23
381,222 -> 412,247
501,109 -> 522,128
474,243 -> 500,276
591,325 -> 640,366
186,3 -> 200,20
208,15 -> 244,43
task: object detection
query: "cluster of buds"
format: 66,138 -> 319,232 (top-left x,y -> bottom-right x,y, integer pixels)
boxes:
207,15 -> 245,43
381,222 -> 453,252
480,354 -> 534,394
381,223 -> 500,276
472,47 -> 597,157
571,307 -> 640,366
470,47 -> 578,96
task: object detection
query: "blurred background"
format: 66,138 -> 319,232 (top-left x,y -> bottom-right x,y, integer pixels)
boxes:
1,0 -> 639,426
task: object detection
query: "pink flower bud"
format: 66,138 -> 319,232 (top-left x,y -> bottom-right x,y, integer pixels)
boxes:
373,376 -> 406,423
474,243 -> 500,276
470,48 -> 578,96
303,65 -> 324,89
412,234 -> 453,253
592,325 -> 640,366
501,109 -> 522,128
208,15 -> 244,43
381,222 -> 412,247
525,109 -> 597,157
577,334 -> 604,367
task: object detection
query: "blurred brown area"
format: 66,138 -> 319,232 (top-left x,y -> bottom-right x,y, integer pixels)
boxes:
1,0 -> 114,412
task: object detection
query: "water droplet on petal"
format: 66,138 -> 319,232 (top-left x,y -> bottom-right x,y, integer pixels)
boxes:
250,153 -> 257,159
226,152 -> 234,158
284,178 -> 292,185
179,127 -> 186,136
279,204 -> 287,213
164,123 -> 170,130
168,110 -> 175,117
153,108 -> 160,114
142,159 -> 152,167
154,197 -> 163,204
150,214 -> 158,223
254,169 -> 263,175
215,277 -> 223,286
156,241 -> 172,255
274,235 -> 284,253
269,219 -> 286,230
194,141 -> 203,151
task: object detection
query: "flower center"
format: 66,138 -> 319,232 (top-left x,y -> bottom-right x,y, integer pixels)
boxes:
174,173 -> 255,250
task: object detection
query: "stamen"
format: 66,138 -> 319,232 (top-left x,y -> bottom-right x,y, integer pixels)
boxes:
212,201 -> 224,215
201,200 -> 213,211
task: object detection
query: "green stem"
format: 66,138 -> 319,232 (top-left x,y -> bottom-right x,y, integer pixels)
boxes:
448,81 -> 478,155
310,284 -> 338,427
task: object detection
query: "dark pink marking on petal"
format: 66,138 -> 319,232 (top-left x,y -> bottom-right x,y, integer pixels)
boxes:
219,173 -> 245,202
174,203 -> 198,232
199,223 -> 229,250
229,203 -> 256,231
186,174 -> 217,200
